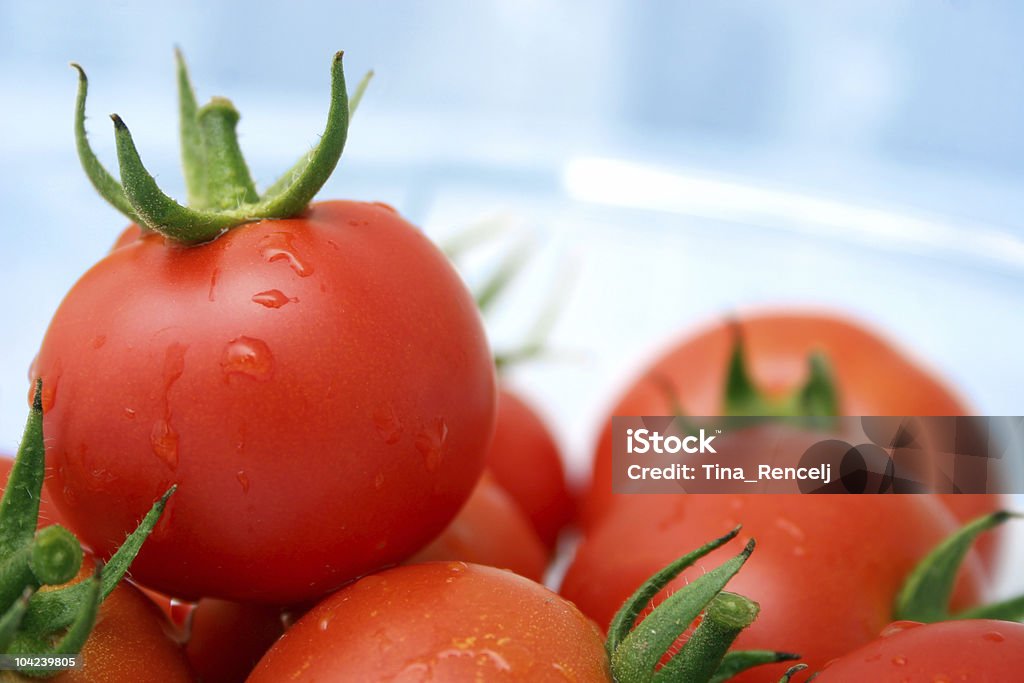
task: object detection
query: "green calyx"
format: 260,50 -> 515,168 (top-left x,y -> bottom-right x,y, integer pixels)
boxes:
73,50 -> 373,245
0,381 -> 174,677
723,324 -> 838,422
606,526 -> 800,683
895,510 -> 1024,623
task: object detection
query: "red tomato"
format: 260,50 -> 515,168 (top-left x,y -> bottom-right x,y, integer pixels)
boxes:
184,599 -> 285,683
248,562 -> 610,682
409,472 -> 548,581
812,620 -> 1024,681
35,557 -> 193,682
34,200 -> 496,603
580,312 -> 998,550
561,493 -> 983,682
486,388 -> 575,549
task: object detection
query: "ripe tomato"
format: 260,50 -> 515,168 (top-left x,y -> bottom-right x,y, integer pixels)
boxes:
561,493 -> 984,682
486,388 -> 575,549
811,620 -> 1024,681
248,561 -> 610,682
22,556 -> 193,683
184,599 -> 285,683
34,200 -> 496,603
580,312 -> 999,552
410,472 -> 548,581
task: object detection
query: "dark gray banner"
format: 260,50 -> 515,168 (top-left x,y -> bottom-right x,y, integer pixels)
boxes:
611,416 -> 1023,494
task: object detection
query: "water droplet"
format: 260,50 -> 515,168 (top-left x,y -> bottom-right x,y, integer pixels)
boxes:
251,289 -> 298,308
151,419 -> 179,469
983,631 -> 1005,643
415,418 -> 448,472
373,201 -> 397,213
208,268 -> 220,302
123,408 -> 136,420
774,517 -> 806,542
374,471 -> 385,489
163,343 -> 188,388
346,219 -> 370,228
221,337 -> 274,381
891,656 -> 907,666
259,232 -> 313,277
373,405 -> 403,445
318,616 -> 332,631
91,335 -> 107,349
27,354 -> 38,383
236,471 -> 250,493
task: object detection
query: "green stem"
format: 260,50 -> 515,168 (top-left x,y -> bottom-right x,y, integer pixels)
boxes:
653,592 -> 759,683
611,540 -> 755,680
77,50 -> 357,244
29,526 -> 83,587
0,589 -> 32,652
197,97 -> 259,209
895,510 -> 1021,623
0,381 -> 44,557
70,64 -> 140,223
779,664 -> 809,682
175,47 -> 208,209
606,526 -> 741,656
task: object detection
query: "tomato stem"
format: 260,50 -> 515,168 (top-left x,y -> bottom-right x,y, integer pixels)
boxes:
0,383 -> 174,674
74,51 -> 357,245
723,325 -> 839,420
606,529 -> 799,683
895,510 -> 1023,623
652,592 -> 759,682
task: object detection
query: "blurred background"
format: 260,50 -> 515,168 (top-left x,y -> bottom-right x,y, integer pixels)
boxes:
1,1 -> 1022,573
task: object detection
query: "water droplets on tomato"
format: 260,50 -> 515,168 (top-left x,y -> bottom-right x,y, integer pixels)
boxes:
415,418 -> 449,472
208,268 -> 221,302
259,232 -> 313,277
237,471 -> 250,493
221,337 -> 274,381
251,289 -> 298,308
983,631 -> 1005,643
151,419 -> 179,470
372,201 -> 397,213
891,656 -> 908,666
373,404 -> 404,445
123,408 -> 136,420
374,471 -> 386,490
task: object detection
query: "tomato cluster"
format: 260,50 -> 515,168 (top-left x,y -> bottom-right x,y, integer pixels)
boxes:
1,50 -> 1020,682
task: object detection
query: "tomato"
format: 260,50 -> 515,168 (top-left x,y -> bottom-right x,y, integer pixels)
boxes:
486,388 -> 575,549
812,619 -> 1024,681
35,200 -> 496,603
247,561 -> 610,682
0,454 -> 67,529
409,472 -> 548,581
580,312 -> 999,553
0,552 -> 193,683
561,493 -> 984,682
184,599 -> 285,683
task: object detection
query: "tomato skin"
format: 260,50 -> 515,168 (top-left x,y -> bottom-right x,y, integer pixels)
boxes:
248,562 -> 610,683
185,599 -> 285,683
813,620 -> 1024,681
35,200 -> 496,603
561,493 -> 983,682
487,388 -> 575,549
581,312 -> 976,529
409,472 -> 548,581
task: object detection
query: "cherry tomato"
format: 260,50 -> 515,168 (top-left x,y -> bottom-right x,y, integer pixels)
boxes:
410,472 -> 548,581
580,312 -> 999,553
248,561 -> 610,682
486,388 -> 575,549
561,493 -> 983,682
18,556 -> 192,683
812,619 -> 1024,681
34,200 -> 496,604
